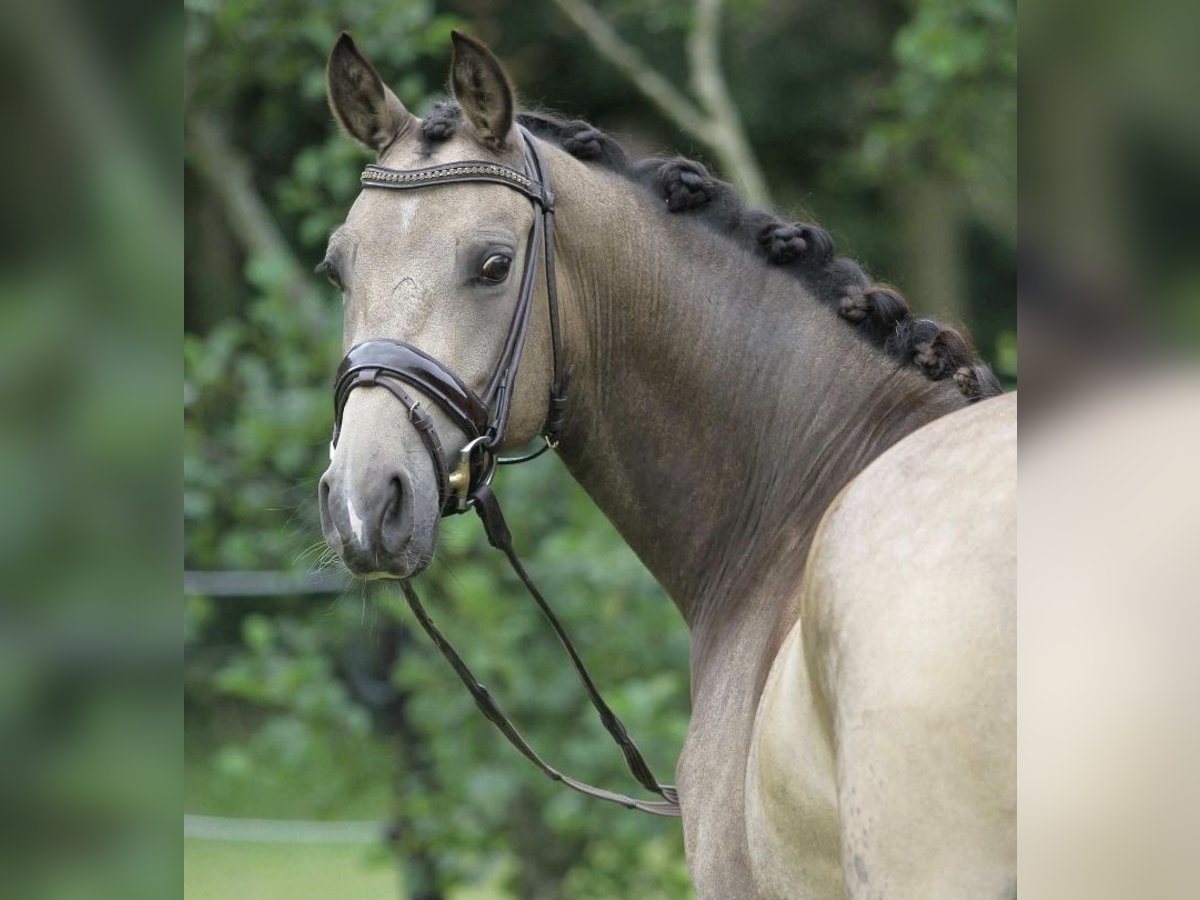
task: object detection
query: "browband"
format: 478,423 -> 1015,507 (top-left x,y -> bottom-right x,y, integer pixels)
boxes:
361,160 -> 542,200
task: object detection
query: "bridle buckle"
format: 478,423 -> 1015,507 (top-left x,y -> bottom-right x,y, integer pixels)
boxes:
447,434 -> 494,512
446,455 -> 471,511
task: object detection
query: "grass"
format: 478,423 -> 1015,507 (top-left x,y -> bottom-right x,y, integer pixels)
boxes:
185,722 -> 401,899
185,840 -> 398,899
184,719 -> 519,898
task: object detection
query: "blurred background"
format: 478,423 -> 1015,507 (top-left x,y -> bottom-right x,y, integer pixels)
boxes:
182,0 -> 1014,897
8,0 -> 1200,895
9,0 -> 1200,895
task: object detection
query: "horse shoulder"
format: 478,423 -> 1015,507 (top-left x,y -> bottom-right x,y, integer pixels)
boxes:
750,392 -> 1017,898
745,604 -> 845,898
802,390 -> 1017,694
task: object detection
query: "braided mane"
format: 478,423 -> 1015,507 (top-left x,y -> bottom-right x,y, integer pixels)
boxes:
419,102 -> 1001,401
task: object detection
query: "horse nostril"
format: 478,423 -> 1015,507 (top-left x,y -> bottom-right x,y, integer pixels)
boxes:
384,477 -> 403,519
318,476 -> 339,547
378,475 -> 412,552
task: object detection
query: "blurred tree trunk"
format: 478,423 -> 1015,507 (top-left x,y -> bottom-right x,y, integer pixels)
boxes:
184,173 -> 242,331
380,622 -> 446,900
343,604 -> 446,900
890,175 -> 966,323
510,788 -> 586,900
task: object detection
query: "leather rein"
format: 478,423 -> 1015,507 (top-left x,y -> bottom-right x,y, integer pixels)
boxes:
331,128 -> 680,817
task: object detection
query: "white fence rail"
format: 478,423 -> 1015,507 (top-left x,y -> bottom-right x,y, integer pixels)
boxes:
183,814 -> 384,844
184,569 -> 350,597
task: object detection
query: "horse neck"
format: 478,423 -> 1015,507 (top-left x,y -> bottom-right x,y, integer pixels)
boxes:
548,153 -> 966,658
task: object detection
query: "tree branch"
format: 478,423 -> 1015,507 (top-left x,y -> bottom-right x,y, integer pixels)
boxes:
687,0 -> 769,205
549,0 -> 709,137
549,0 -> 771,205
186,111 -> 319,307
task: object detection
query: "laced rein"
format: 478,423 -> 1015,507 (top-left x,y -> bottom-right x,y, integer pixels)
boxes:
342,128 -> 681,817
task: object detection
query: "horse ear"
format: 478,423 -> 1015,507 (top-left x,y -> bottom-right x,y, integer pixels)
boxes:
327,33 -> 412,153
449,30 -> 515,150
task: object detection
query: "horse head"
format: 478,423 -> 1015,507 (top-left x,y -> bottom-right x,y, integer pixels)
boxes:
318,31 -> 558,577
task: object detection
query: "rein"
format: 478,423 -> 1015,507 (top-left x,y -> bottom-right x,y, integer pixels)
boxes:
331,128 -> 681,817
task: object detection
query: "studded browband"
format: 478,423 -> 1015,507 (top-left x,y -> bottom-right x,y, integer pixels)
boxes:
361,160 -> 539,196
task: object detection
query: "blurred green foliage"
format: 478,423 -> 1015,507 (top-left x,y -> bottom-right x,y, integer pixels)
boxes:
184,0 -> 1014,896
0,2 -> 180,897
865,0 -> 1017,181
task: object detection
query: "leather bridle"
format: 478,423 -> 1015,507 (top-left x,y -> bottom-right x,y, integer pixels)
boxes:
333,130 -> 568,515
330,127 -> 680,817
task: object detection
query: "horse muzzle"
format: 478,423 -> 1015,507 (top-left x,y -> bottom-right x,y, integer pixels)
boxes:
319,454 -> 426,576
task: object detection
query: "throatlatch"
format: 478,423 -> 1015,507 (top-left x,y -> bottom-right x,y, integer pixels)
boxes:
332,128 -> 680,817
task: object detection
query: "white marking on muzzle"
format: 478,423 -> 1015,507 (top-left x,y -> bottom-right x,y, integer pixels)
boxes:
347,498 -> 366,546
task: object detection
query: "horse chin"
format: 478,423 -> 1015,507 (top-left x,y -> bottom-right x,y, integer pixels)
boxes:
336,528 -> 437,581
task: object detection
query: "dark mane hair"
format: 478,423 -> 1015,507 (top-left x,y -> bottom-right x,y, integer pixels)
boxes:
422,103 -> 1001,401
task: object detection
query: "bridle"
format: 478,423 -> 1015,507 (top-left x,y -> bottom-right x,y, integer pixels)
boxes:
333,129 -> 568,515
330,127 -> 680,817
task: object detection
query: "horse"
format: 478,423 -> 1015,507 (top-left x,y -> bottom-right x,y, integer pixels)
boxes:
316,30 -> 1016,899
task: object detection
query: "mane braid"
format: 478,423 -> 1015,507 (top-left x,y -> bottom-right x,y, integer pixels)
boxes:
419,101 -> 1001,401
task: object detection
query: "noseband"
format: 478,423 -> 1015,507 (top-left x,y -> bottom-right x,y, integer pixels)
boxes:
330,128 -> 680,817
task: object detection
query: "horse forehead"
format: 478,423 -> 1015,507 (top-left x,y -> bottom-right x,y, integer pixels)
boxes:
344,144 -> 532,242
338,130 -> 535,284
347,190 -> 421,232
370,128 -> 532,216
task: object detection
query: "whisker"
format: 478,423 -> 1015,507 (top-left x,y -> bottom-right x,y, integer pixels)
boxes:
295,540 -> 329,566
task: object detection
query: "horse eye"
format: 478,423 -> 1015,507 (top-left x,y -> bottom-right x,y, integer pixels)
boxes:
479,253 -> 512,283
